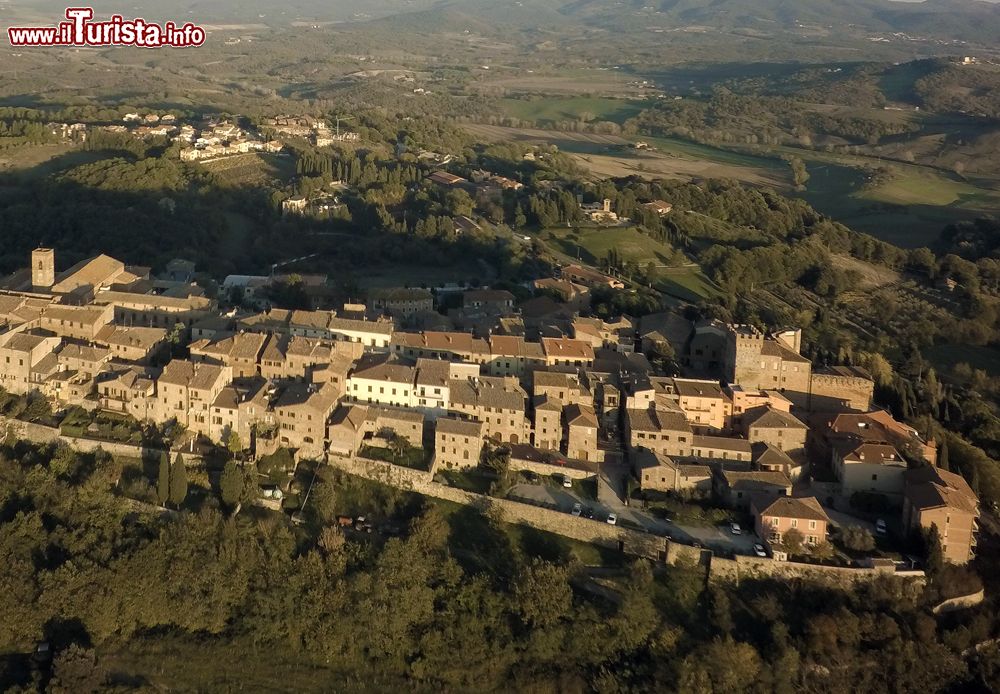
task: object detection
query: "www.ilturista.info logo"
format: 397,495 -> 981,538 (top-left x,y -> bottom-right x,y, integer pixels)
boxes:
7,7 -> 206,48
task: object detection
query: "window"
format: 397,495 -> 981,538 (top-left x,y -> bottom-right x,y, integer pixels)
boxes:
809,520 -> 817,530
770,517 -> 779,526
790,519 -> 798,528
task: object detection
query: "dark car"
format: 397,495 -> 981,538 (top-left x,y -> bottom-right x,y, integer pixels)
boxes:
583,506 -> 595,519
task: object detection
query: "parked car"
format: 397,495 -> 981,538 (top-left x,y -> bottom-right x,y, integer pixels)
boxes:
562,475 -> 573,488
571,502 -> 582,517
606,513 -> 618,526
583,506 -> 594,519
753,543 -> 768,558
730,522 -> 742,535
875,518 -> 887,536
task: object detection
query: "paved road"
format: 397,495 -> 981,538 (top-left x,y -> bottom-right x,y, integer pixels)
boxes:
507,479 -> 761,557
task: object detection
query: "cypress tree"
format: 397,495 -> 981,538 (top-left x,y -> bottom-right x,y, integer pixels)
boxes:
937,439 -> 950,471
169,453 -> 188,509
156,453 -> 170,506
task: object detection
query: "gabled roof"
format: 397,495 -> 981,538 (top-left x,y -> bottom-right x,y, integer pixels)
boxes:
542,337 -> 595,361
753,443 -> 797,470
719,469 -> 792,491
904,466 -> 978,514
758,496 -> 830,523
158,360 -> 228,390
436,417 -> 483,438
565,403 -> 598,428
745,406 -> 807,430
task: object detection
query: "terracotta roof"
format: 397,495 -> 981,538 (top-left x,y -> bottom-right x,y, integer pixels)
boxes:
158,359 -> 227,391
565,403 -> 598,428
52,254 -> 127,293
95,324 -> 167,350
329,404 -> 370,432
627,407 -> 692,434
673,378 -> 725,399
352,360 -> 416,384
274,381 -> 340,413
57,343 -> 111,363
542,337 -> 595,361
836,440 -> 905,465
745,407 -> 807,430
367,406 -> 425,425
415,358 -> 451,387
436,417 -> 483,438
720,469 -> 792,491
692,434 -> 752,454
753,443 -> 796,470
904,466 -> 979,514
758,496 -> 830,523
95,290 -> 212,311
449,377 -> 526,411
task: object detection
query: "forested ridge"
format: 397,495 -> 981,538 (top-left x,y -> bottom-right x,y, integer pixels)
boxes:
1,442 -> 998,692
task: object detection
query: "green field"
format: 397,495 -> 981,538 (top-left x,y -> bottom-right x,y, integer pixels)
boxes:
655,266 -> 723,302
541,225 -> 675,266
501,96 -> 652,125
641,135 -> 788,173
768,149 -> 1000,248
538,225 -> 719,301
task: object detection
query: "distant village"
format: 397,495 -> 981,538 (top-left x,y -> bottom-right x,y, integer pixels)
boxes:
43,112 -> 362,164
0,246 -> 980,569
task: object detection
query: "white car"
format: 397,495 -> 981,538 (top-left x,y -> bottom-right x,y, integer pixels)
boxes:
571,502 -> 582,517
875,519 -> 888,535
562,475 -> 573,488
730,522 -> 742,535
753,543 -> 767,558
606,513 -> 618,526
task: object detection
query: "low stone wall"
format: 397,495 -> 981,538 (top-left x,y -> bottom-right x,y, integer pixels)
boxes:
1,417 -> 61,445
329,454 -> 668,561
709,553 -> 925,586
933,589 -> 986,615
0,416 -> 204,464
507,457 -> 595,481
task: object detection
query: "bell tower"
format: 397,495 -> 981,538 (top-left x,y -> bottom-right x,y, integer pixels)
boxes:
32,248 -> 55,290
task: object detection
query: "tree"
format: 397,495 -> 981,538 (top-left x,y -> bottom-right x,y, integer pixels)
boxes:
924,523 -> 945,577
169,453 -> 188,508
220,460 -> 243,509
840,526 -> 876,552
156,453 -> 170,506
938,439 -> 950,472
783,528 -> 805,556
513,559 -> 571,629
707,586 -> 734,636
226,430 -> 243,457
48,644 -> 106,694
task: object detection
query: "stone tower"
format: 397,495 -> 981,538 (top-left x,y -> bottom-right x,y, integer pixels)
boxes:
32,248 -> 55,290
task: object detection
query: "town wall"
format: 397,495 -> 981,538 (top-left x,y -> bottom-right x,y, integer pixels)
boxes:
328,454 -> 667,560
810,374 -> 874,413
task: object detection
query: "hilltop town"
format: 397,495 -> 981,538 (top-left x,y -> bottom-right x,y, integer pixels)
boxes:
0,246 -> 979,569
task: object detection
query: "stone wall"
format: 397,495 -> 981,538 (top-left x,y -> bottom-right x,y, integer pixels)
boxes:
932,588 -> 986,615
327,454 -> 928,586
0,416 -> 204,464
507,456 -> 595,481
810,374 -> 874,413
708,553 -> 925,586
328,454 -> 668,561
